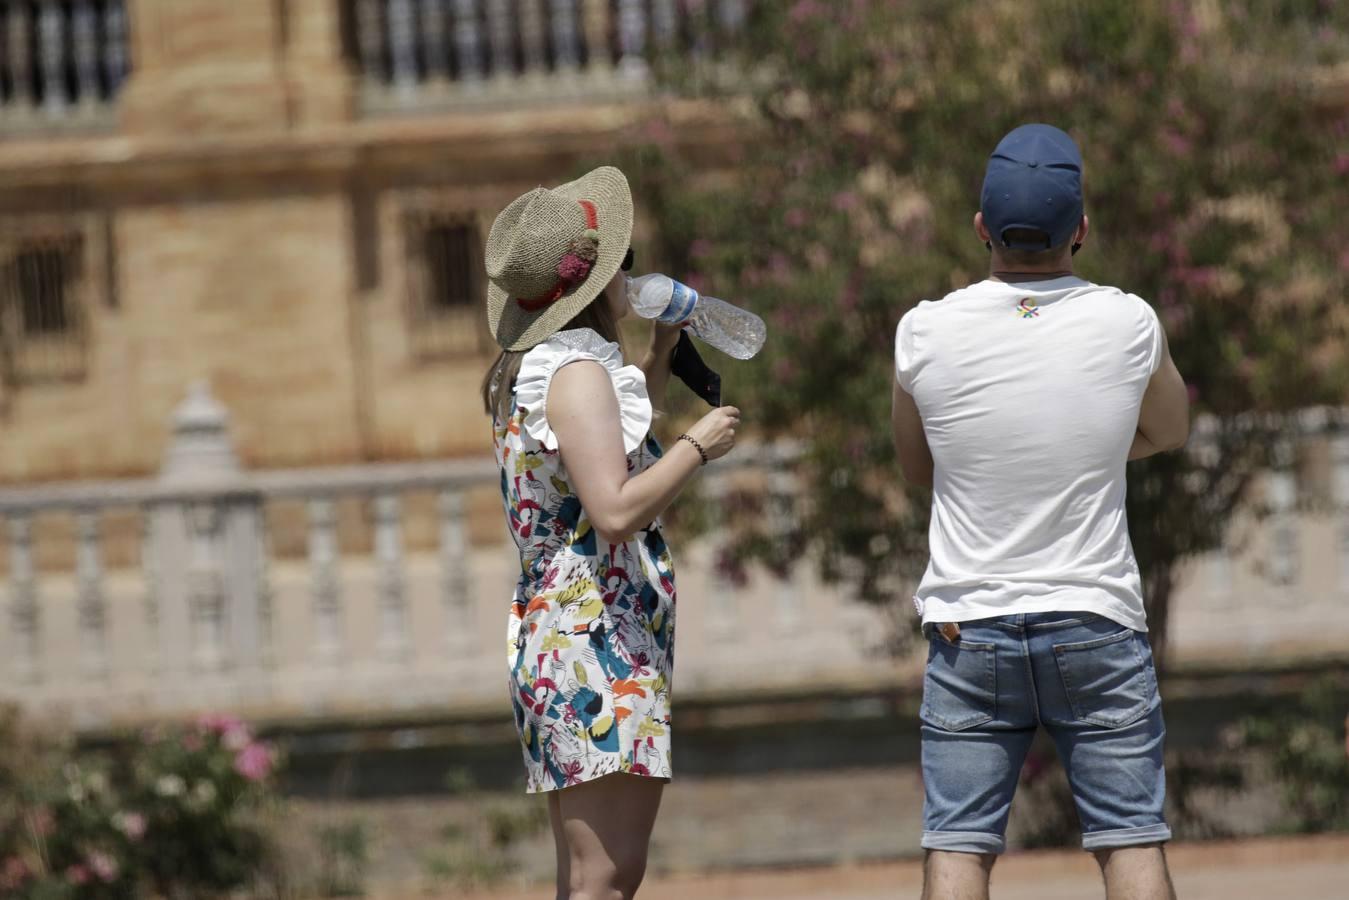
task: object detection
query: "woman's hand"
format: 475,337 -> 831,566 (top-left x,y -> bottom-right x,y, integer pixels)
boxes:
651,320 -> 687,354
684,406 -> 740,462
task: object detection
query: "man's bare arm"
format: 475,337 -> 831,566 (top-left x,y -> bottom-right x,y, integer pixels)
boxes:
1131,324 -> 1190,461
892,376 -> 934,488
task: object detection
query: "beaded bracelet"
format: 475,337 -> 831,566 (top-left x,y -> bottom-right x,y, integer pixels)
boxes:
678,433 -> 709,466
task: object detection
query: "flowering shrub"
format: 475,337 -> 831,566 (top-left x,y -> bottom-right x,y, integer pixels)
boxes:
0,706 -> 280,899
1235,677 -> 1349,832
628,0 -> 1349,663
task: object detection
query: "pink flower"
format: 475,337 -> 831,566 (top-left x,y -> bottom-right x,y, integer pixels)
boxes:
234,742 -> 273,782
1,857 -> 31,890
784,208 -> 808,228
66,864 -> 91,885
222,726 -> 251,752
1160,128 -> 1192,158
197,713 -> 253,752
88,853 -> 119,883
789,0 -> 823,24
557,253 -> 593,283
196,713 -> 249,744
114,811 -> 147,841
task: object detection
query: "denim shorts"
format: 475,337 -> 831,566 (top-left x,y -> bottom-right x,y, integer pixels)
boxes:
920,612 -> 1171,855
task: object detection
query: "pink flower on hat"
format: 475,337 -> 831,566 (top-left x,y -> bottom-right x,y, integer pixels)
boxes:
557,253 -> 593,284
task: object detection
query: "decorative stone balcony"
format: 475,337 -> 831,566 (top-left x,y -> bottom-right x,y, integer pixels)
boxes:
347,0 -> 749,115
0,0 -> 130,133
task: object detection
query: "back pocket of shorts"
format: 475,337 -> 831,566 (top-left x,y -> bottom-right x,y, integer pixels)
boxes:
1053,629 -> 1153,728
921,638 -> 996,732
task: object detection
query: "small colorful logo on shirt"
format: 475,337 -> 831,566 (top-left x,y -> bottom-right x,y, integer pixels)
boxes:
1017,298 -> 1040,319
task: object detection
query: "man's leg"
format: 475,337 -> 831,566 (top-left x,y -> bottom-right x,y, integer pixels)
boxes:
923,850 -> 996,900
1094,844 -> 1176,900
919,617 -> 1035,899
1031,615 -> 1173,900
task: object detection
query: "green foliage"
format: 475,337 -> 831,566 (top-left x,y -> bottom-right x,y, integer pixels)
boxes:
626,0 -> 1349,655
1236,677 -> 1349,832
0,706 -> 281,899
314,820 -> 371,898
420,774 -> 548,891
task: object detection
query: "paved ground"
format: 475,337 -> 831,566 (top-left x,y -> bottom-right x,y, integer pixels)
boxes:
456,833 -> 1349,900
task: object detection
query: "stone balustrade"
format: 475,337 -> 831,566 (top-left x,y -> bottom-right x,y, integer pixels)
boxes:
350,0 -> 749,113
1,384 -> 1348,733
0,0 -> 129,131
0,383 -> 839,731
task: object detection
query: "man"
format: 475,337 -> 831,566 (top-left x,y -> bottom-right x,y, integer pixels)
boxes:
891,124 -> 1190,900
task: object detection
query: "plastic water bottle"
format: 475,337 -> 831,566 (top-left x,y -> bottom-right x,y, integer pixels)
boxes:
625,273 -> 767,360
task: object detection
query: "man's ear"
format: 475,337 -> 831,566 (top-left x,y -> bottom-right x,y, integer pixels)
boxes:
1075,215 -> 1090,246
974,211 -> 992,243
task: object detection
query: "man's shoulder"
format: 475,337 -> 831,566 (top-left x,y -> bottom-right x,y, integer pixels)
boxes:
901,284 -> 985,322
1077,283 -> 1157,318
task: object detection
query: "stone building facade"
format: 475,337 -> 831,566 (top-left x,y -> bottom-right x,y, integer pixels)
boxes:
0,0 -> 740,484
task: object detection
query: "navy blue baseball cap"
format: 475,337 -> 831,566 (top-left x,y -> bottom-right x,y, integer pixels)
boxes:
980,124 -> 1084,251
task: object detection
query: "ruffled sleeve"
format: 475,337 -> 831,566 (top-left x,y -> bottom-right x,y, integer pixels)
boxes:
514,328 -> 653,454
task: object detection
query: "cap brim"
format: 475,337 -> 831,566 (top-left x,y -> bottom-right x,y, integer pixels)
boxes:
487,166 -> 635,352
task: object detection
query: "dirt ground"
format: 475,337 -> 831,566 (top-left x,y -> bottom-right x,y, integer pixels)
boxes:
289,761 -> 1320,897
455,833 -> 1349,900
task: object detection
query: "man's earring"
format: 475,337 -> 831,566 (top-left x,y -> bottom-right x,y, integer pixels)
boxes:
1071,242 -> 1082,255
985,241 -> 992,251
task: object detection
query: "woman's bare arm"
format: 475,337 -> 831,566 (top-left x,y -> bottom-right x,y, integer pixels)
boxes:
548,361 -> 738,544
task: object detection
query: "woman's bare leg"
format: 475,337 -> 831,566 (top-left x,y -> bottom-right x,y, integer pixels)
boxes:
557,773 -> 665,900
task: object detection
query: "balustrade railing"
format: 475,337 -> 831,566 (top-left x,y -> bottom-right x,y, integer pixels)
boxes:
1,385 -> 1347,731
0,384 -> 814,729
0,0 -> 129,130
346,0 -> 749,113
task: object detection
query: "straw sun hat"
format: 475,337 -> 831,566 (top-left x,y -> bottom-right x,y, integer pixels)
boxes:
485,166 -> 634,351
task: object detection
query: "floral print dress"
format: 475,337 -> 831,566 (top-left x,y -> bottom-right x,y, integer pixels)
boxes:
493,328 -> 677,793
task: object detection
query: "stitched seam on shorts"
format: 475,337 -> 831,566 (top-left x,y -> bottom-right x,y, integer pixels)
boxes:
1020,627 -> 1041,726
1025,616 -> 1090,630
932,630 -> 996,651
1054,628 -> 1135,653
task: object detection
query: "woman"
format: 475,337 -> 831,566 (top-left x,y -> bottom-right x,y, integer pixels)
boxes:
480,166 -> 739,899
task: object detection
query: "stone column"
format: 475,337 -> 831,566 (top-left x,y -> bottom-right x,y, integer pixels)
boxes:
285,0 -> 359,126
151,383 -> 271,710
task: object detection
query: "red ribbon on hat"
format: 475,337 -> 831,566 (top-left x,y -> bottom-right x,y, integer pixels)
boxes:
517,200 -> 602,312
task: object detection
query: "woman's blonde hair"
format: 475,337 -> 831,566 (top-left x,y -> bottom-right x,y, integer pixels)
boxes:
480,295 -> 624,423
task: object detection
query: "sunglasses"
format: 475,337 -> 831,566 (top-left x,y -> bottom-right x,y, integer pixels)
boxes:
621,248 -> 634,272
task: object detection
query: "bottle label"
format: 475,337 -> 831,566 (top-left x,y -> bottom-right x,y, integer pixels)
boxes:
660,280 -> 699,324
